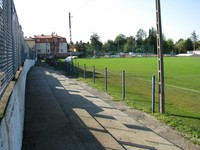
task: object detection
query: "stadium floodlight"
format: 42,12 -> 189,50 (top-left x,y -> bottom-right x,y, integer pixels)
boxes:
155,0 -> 165,113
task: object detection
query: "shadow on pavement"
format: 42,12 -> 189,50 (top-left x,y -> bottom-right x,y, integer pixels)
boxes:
23,66 -> 181,150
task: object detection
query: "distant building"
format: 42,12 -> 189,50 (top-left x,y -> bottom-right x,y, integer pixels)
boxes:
25,37 -> 36,59
33,34 -> 68,58
187,50 -> 200,55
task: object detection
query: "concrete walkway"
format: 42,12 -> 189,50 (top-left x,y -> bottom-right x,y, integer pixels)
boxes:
22,66 -> 181,150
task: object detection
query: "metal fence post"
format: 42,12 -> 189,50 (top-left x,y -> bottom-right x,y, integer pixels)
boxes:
77,62 -> 79,75
68,62 -> 71,74
64,61 -> 66,71
93,65 -> 95,83
122,70 -> 125,100
66,62 -> 70,73
84,64 -> 86,79
105,67 -> 108,91
71,61 -> 74,73
152,75 -> 155,113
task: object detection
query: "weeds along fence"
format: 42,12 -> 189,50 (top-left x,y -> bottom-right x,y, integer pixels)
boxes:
0,0 -> 35,98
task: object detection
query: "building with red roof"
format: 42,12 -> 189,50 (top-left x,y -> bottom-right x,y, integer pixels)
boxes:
33,34 -> 68,58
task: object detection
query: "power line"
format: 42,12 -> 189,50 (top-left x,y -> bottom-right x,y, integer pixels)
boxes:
73,0 -> 91,14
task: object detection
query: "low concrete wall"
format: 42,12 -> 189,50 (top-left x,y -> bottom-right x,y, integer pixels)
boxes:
0,59 -> 35,150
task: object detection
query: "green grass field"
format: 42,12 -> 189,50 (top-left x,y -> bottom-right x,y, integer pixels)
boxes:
75,57 -> 200,145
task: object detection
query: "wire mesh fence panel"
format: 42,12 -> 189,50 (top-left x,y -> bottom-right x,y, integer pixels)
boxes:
125,74 -> 152,110
165,84 -> 200,116
73,58 -> 200,117
0,0 -> 32,98
74,58 -> 200,144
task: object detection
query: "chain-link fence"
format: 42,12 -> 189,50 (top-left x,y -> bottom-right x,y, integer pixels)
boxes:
45,57 -> 200,142
0,0 -> 33,98
73,62 -> 199,114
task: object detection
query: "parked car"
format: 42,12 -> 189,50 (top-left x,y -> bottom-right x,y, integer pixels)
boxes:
65,56 -> 78,62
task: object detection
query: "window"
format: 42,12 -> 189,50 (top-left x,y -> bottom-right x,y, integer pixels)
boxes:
37,39 -> 40,42
38,49 -> 41,53
60,39 -> 63,42
61,49 -> 63,52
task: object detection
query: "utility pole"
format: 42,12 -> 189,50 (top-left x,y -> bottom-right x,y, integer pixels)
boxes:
155,0 -> 165,113
69,12 -> 72,56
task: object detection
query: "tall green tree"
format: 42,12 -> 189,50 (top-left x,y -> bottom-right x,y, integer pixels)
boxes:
124,36 -> 135,52
163,39 -> 174,54
90,33 -> 102,57
146,27 -> 157,54
174,38 -> 193,53
174,39 -> 184,53
114,34 -> 126,52
102,42 -> 109,53
184,38 -> 193,51
102,40 -> 116,53
136,29 -> 146,45
197,41 -> 200,50
191,30 -> 199,50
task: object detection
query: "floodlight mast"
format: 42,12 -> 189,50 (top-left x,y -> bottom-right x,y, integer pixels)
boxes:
155,0 -> 165,113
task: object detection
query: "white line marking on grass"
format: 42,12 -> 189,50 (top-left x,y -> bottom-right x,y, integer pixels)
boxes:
105,71 -> 200,94
165,84 -> 200,93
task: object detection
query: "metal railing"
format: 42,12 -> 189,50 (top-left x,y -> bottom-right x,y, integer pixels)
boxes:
0,0 -> 33,98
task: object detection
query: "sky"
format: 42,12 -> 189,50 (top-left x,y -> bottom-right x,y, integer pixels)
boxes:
13,0 -> 200,43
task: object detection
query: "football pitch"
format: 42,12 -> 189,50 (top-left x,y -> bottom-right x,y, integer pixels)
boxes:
76,56 -> 200,144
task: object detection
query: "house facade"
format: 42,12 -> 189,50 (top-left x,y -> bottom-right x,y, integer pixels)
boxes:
25,37 -> 36,59
34,34 -> 68,58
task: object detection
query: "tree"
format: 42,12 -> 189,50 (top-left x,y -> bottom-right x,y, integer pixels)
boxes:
136,29 -> 146,45
102,42 -> 109,53
124,36 -> 135,52
74,41 -> 88,57
102,40 -> 116,53
197,41 -> 200,50
114,34 -> 126,52
163,39 -> 174,54
90,33 -> 102,57
174,38 -> 193,53
146,27 -> 157,54
174,39 -> 184,53
184,38 -> 193,52
191,30 -> 199,50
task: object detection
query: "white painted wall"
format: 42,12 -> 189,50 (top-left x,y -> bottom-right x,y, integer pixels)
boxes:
59,43 -> 67,53
0,59 -> 35,150
187,50 -> 200,55
36,43 -> 50,54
